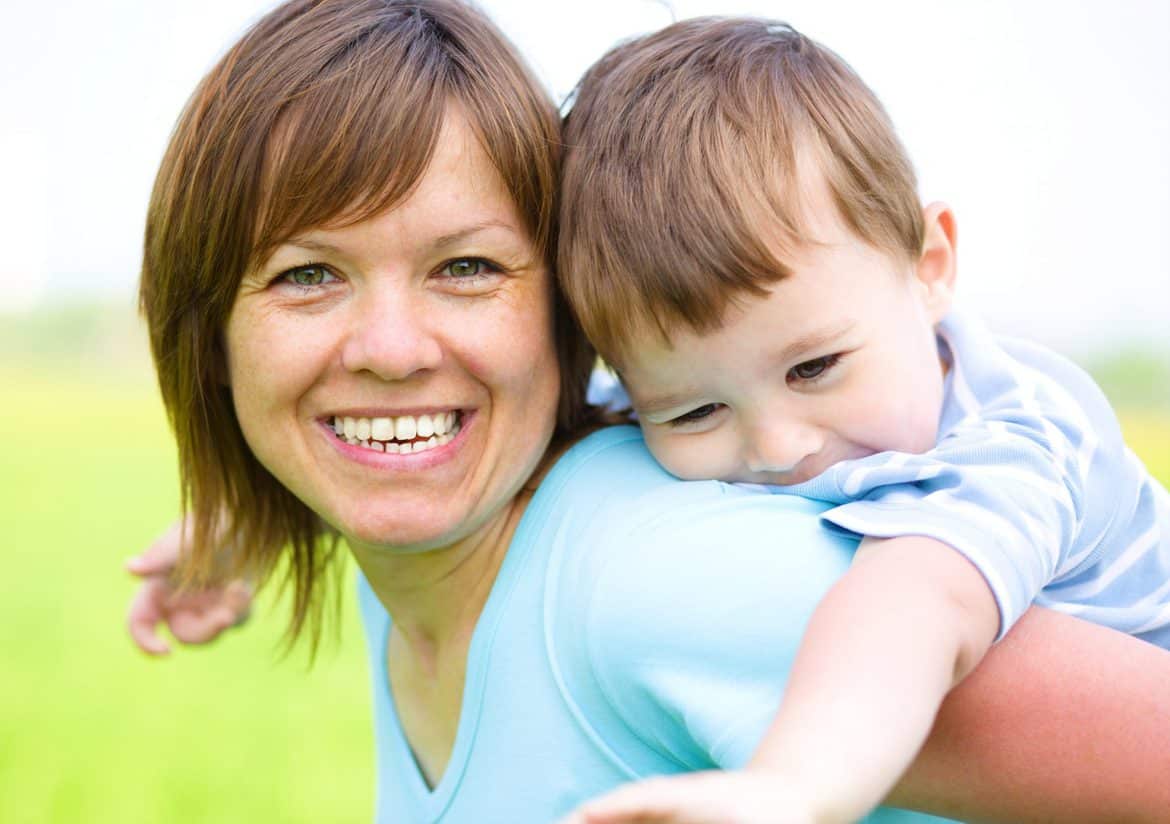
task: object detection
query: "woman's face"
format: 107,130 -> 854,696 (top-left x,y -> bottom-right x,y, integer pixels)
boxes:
224,111 -> 561,554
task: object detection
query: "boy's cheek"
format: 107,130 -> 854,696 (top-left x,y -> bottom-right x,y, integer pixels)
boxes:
643,428 -> 721,481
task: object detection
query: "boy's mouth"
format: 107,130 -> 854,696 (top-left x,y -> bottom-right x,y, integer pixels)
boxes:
327,411 -> 463,454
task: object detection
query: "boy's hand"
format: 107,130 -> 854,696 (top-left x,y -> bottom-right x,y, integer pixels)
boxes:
557,769 -> 821,824
124,519 -> 253,655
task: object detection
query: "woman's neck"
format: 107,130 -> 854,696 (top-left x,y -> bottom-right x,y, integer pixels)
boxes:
349,487 -> 534,661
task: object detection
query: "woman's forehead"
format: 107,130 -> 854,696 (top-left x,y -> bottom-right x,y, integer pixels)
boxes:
254,106 -> 528,262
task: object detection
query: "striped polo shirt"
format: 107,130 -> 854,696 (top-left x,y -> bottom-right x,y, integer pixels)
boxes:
774,311 -> 1170,646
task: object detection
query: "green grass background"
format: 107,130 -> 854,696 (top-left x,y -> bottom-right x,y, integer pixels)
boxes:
1,305 -> 371,824
1,302 -> 1167,823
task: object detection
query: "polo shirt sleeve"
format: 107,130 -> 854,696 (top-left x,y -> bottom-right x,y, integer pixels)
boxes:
819,411 -> 1092,641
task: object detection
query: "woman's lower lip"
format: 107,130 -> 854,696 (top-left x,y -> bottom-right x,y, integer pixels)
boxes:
319,412 -> 471,468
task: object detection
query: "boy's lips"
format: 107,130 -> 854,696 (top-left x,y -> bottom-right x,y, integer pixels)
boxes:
760,446 -> 877,486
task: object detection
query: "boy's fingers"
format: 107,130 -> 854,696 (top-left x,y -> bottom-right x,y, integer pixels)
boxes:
125,521 -> 186,577
126,580 -> 172,656
574,779 -> 678,822
169,605 -> 231,644
224,580 -> 254,614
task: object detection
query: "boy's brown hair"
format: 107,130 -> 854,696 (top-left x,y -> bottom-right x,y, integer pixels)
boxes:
559,17 -> 924,365
140,0 -> 594,648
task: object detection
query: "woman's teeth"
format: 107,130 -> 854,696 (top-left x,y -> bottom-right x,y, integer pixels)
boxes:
331,412 -> 461,454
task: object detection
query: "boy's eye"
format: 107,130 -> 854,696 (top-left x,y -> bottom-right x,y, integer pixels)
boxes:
787,353 -> 842,383
279,265 -> 337,287
669,403 -> 724,426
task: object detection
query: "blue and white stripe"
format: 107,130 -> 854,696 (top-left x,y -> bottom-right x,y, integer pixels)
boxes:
772,311 -> 1170,647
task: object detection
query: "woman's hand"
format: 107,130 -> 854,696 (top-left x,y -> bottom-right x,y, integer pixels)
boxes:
558,769 -> 819,824
124,518 -> 253,655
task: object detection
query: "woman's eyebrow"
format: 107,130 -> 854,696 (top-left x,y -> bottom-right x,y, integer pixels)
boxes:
283,237 -> 343,255
284,220 -> 521,256
430,219 -> 521,251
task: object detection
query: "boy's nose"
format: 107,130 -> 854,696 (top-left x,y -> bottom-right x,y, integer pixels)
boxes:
745,420 -> 823,475
340,287 -> 443,380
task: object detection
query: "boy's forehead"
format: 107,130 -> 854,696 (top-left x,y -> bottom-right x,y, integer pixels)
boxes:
615,267 -> 868,406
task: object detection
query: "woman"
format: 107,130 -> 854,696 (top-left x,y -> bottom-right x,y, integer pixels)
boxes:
129,1 -> 1170,821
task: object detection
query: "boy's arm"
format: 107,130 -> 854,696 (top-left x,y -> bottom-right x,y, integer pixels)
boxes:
743,535 -> 998,822
564,606 -> 1170,824
125,517 -> 253,655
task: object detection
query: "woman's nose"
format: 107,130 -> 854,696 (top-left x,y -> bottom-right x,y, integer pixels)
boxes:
339,287 -> 443,381
745,419 -> 824,474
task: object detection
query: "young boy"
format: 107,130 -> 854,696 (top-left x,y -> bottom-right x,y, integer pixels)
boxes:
557,17 -> 1170,824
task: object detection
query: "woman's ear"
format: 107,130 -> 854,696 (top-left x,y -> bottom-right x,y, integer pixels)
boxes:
212,336 -> 232,388
915,202 -> 958,323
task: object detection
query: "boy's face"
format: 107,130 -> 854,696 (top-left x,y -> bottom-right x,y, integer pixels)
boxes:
619,206 -> 956,485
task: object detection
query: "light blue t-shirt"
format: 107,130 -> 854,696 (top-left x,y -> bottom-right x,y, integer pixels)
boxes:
358,426 -> 955,823
772,311 -> 1170,645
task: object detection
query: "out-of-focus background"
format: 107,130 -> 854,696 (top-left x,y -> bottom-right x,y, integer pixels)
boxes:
1,1 -> 1166,822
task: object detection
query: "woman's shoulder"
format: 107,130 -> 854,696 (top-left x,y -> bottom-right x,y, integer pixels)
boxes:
539,425 -> 833,530
542,425 -> 849,576
539,427 -> 862,772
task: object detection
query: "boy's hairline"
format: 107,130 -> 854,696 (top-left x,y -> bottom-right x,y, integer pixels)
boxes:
591,152 -> 923,371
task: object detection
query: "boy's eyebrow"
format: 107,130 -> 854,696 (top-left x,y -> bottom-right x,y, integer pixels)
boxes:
778,321 -> 856,362
633,389 -> 704,417
630,322 -> 857,417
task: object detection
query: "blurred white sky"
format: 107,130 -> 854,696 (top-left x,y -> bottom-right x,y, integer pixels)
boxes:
1,0 -> 1167,356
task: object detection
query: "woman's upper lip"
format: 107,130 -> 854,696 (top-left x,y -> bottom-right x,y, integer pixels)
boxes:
323,406 -> 469,418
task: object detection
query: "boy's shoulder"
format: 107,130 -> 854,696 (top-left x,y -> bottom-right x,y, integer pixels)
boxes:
939,310 -> 1126,452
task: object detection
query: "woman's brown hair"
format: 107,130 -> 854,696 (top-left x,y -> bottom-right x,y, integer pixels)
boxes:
140,0 -> 595,647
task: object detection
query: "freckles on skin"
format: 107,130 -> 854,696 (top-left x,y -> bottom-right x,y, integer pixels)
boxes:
220,109 -> 566,558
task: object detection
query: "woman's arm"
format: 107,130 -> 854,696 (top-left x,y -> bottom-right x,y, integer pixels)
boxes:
891,605 -> 1170,822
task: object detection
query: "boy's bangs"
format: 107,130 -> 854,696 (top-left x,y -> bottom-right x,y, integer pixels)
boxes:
562,106 -> 815,366
596,171 -> 809,364
559,16 -> 926,367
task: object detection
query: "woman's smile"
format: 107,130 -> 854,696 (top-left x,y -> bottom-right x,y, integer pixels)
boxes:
330,410 -> 461,449
320,409 -> 468,464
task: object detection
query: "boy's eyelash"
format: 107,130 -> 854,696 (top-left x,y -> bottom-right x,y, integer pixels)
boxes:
667,403 -> 725,427
787,352 -> 845,383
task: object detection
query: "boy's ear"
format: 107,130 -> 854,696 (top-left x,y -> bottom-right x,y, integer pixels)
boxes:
915,202 -> 958,323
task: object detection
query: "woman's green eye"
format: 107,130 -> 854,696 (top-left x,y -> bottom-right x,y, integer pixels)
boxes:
284,266 -> 332,287
446,259 -> 487,278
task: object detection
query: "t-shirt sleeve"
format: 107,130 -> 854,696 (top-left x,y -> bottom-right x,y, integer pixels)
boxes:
579,488 -> 857,770
819,412 -> 1090,640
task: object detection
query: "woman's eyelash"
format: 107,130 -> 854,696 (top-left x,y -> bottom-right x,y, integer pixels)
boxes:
787,352 -> 844,383
439,257 -> 502,280
668,403 -> 724,427
274,263 -> 339,289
